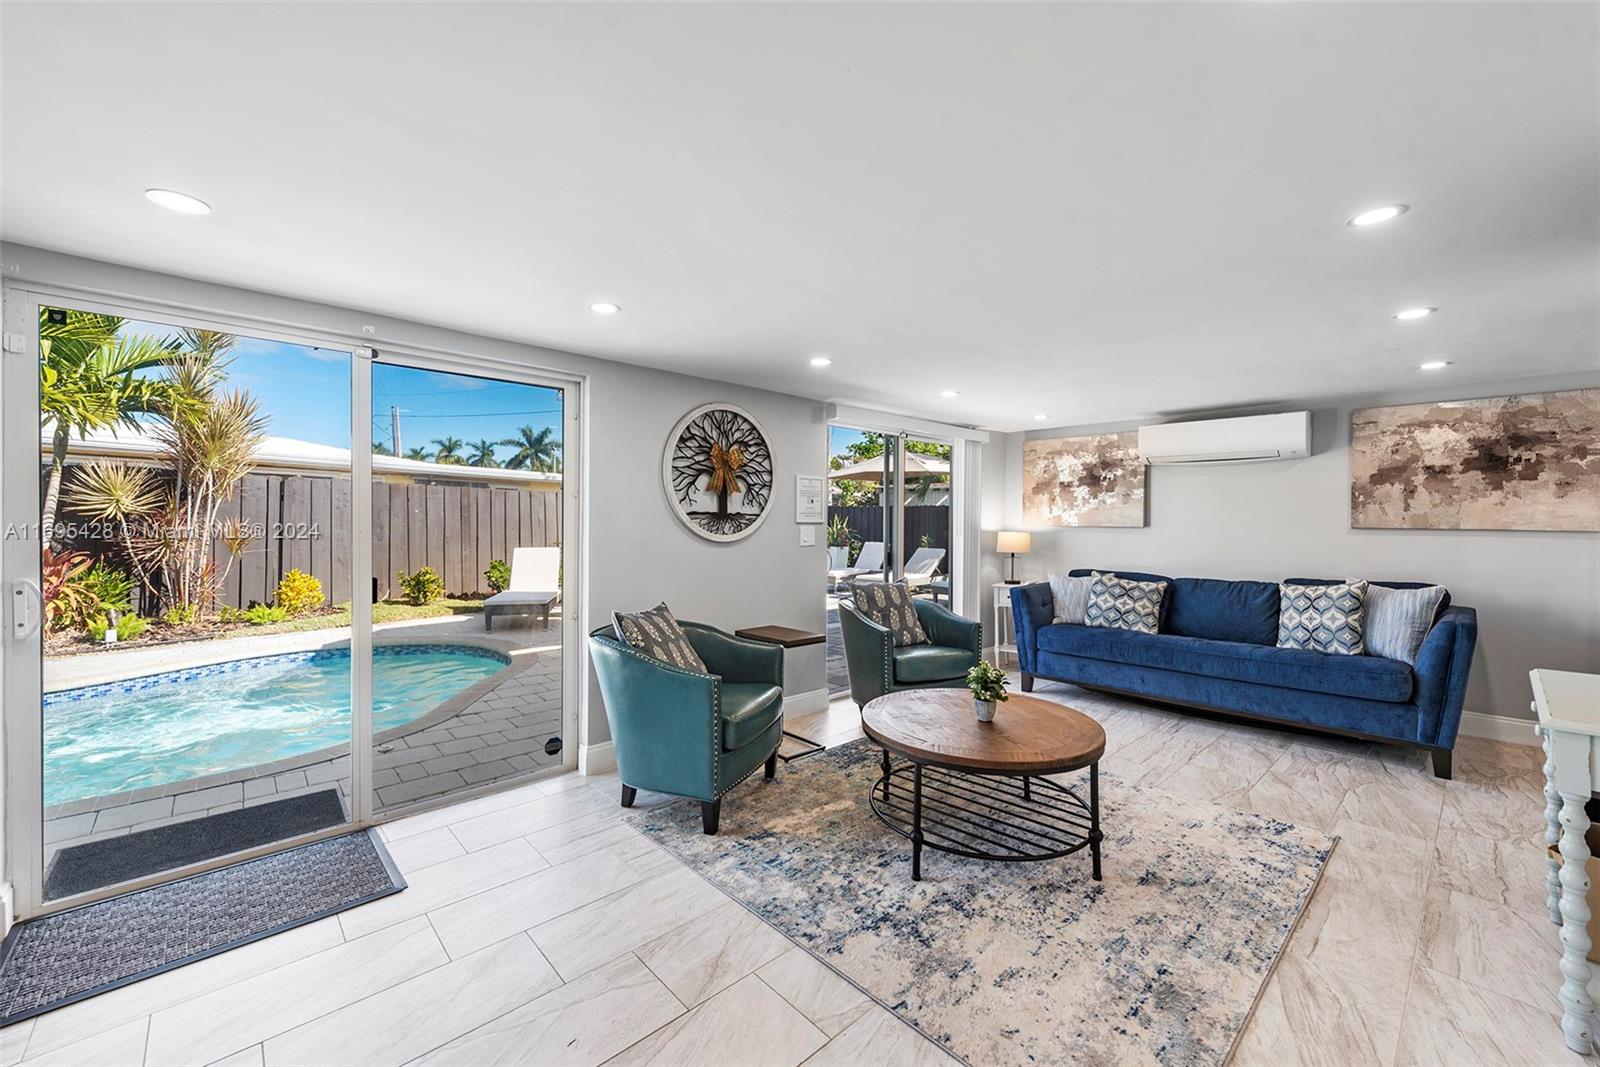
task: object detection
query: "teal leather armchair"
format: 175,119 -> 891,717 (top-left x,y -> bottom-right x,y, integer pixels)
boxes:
588,621 -> 785,834
838,597 -> 983,710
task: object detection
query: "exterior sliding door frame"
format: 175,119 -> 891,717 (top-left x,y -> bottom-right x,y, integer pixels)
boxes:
1,280 -> 583,920
1,284 -> 365,919
363,345 -> 582,821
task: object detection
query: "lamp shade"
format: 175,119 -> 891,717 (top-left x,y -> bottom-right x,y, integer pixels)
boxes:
996,531 -> 1031,554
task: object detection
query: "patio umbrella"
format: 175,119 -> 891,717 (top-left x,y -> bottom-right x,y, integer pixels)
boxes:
827,452 -> 949,483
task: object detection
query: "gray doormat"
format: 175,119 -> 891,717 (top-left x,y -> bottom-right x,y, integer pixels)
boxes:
0,829 -> 404,1027
44,789 -> 348,902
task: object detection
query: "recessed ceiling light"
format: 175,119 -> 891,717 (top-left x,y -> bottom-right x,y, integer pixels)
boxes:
1418,360 -> 1452,371
588,302 -> 621,315
1033,414 -> 1049,421
939,389 -> 959,399
1393,306 -> 1436,321
809,356 -> 833,367
144,188 -> 211,215
1348,204 -> 1408,227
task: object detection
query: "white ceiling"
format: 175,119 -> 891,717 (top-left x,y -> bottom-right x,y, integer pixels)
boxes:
3,2 -> 1595,432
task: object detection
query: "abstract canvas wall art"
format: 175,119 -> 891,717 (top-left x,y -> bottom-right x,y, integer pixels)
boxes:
1350,389 -> 1599,531
1022,432 -> 1147,527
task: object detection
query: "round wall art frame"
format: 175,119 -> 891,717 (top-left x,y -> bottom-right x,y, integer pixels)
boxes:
662,402 -> 776,542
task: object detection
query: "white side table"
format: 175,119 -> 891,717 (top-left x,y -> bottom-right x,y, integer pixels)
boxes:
1533,668 -> 1600,1055
992,582 -> 1022,668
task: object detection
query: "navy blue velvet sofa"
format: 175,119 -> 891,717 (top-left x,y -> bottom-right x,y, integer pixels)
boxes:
1010,569 -> 1478,779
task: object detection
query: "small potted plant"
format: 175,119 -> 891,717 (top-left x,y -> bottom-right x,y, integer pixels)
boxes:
966,661 -> 1009,723
826,515 -> 851,570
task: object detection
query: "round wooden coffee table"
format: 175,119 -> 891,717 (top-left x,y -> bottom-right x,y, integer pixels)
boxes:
861,689 -> 1107,882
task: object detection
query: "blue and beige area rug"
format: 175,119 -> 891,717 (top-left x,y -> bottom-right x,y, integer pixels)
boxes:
633,739 -> 1334,1067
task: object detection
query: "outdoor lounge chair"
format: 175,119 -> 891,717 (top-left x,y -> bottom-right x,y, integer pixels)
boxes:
856,546 -> 945,593
483,546 -> 560,630
828,540 -> 885,588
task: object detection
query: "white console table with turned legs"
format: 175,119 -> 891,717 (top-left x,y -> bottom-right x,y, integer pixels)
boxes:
1534,668 -> 1600,1056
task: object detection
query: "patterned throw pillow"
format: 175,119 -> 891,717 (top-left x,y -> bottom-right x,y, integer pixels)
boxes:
1278,580 -> 1368,656
1048,573 -> 1093,624
1364,584 -> 1446,664
1083,572 -> 1166,635
613,602 -> 707,672
849,579 -> 929,647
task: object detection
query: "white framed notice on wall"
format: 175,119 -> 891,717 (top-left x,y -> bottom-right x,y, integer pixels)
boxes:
795,475 -> 826,523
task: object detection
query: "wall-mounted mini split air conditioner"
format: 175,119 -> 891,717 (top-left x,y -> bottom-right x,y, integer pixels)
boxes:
1136,411 -> 1310,465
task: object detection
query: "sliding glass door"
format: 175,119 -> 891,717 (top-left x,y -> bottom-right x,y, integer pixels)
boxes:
901,434 -> 954,606
1,287 -> 581,919
367,357 -> 569,814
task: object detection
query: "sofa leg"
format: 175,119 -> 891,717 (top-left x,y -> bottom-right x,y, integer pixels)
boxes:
1432,749 -> 1453,781
620,783 -> 636,808
764,752 -> 778,781
701,799 -> 722,835
1020,672 -> 1034,693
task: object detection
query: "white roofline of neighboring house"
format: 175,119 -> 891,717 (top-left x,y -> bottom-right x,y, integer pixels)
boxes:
40,424 -> 561,487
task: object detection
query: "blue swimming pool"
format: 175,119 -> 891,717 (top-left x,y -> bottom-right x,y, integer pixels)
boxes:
43,644 -> 509,806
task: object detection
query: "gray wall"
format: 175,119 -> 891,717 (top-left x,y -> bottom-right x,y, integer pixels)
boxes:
983,374 -> 1600,722
1,244 -> 829,752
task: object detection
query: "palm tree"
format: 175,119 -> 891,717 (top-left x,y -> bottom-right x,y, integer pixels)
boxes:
38,310 -> 192,541
372,442 -> 392,455
404,446 -> 430,462
467,439 -> 501,467
500,425 -> 561,472
430,436 -> 466,465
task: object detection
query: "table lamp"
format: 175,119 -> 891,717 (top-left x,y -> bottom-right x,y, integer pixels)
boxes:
996,531 -> 1031,584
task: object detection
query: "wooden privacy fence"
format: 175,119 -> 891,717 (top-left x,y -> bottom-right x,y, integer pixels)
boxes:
59,471 -> 560,612
827,505 -> 950,569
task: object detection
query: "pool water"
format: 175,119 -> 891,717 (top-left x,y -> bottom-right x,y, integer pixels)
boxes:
43,645 -> 508,806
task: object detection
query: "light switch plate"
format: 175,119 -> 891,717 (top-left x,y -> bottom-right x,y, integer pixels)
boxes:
799,525 -> 816,547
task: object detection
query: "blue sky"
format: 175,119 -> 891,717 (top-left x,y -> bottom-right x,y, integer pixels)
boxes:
117,317 -> 562,462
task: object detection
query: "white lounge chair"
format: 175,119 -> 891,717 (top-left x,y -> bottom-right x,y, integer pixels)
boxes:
484,546 -> 560,631
828,541 -> 885,587
856,546 -> 945,593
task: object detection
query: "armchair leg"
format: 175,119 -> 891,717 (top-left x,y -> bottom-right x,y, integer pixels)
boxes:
620,783 -> 637,808
701,799 -> 722,835
1432,748 -> 1453,781
1021,672 -> 1034,692
764,752 -> 778,781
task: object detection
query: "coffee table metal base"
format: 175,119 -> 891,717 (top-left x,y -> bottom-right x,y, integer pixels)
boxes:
868,750 -> 1102,882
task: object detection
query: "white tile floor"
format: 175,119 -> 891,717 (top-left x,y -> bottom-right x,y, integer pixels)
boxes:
0,682 -> 1581,1067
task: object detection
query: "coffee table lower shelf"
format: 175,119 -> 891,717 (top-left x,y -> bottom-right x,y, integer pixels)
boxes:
868,754 -> 1102,882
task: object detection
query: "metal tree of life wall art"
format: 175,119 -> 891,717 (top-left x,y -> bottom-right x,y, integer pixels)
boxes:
664,403 -> 775,542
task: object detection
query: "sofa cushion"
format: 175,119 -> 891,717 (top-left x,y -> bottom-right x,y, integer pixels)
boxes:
893,644 -> 978,684
1278,580 -> 1368,656
1288,578 -> 1451,618
1048,573 -> 1093,624
1084,572 -> 1167,635
1070,569 -> 1174,628
720,683 -> 783,751
1365,584 -> 1447,664
850,579 -> 929,647
613,602 -> 706,672
1036,623 -> 1413,702
1166,577 -> 1279,646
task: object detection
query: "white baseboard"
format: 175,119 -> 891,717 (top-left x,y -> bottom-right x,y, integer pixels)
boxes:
1460,710 -> 1540,746
578,740 -> 616,775
783,687 -> 830,716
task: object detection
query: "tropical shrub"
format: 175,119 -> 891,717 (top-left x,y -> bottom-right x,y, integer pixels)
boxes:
397,566 -> 445,606
243,604 -> 289,625
162,604 -> 199,626
826,515 -> 850,548
42,548 -> 95,631
274,569 -> 324,616
80,562 -> 135,615
118,614 -> 149,640
484,559 -> 511,594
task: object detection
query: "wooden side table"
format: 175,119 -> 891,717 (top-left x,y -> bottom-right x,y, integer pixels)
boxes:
735,625 -> 827,762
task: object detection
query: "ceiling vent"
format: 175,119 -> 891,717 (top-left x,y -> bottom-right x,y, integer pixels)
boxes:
1137,411 -> 1310,465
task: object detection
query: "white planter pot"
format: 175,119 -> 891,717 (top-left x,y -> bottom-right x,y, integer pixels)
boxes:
827,546 -> 850,569
974,698 -> 997,723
